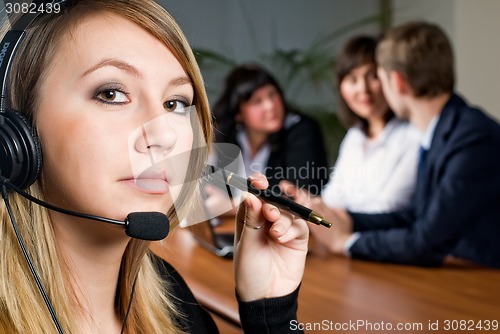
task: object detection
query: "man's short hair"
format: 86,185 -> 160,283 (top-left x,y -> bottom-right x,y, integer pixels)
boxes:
376,21 -> 455,97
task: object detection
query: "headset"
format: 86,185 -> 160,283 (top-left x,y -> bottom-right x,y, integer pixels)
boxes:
0,3 -> 146,333
0,4 -> 78,333
0,0 -> 71,190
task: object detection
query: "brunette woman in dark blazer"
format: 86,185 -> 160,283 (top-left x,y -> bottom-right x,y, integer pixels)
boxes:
212,63 -> 329,196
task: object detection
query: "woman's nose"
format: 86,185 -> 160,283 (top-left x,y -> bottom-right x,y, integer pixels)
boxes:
359,78 -> 369,93
135,113 -> 177,162
261,97 -> 275,111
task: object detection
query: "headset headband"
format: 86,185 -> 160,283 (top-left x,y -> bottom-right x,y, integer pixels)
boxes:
0,0 -> 72,112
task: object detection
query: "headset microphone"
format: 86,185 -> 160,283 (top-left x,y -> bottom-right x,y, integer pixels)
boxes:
0,2 -> 167,333
0,175 -> 170,241
0,2 -> 171,242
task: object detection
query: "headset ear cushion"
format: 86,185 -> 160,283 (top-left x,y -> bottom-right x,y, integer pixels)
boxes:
0,108 -> 42,189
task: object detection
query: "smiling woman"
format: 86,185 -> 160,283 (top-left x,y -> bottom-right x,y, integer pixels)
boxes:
320,35 -> 421,213
0,1 -> 308,333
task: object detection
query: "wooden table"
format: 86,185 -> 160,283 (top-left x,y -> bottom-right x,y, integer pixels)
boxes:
152,227 -> 500,334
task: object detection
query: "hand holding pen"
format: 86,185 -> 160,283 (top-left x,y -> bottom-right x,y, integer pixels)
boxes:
233,170 -> 309,301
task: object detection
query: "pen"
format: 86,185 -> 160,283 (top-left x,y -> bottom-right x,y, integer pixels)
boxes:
206,165 -> 332,228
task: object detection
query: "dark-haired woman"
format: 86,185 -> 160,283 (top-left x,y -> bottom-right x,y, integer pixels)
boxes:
212,63 -> 329,196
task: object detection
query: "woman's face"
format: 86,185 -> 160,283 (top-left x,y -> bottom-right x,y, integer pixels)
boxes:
340,62 -> 389,121
237,84 -> 285,135
36,13 -> 194,223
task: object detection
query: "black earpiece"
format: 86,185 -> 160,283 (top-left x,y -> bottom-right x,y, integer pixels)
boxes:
0,108 -> 42,189
0,2 -> 61,190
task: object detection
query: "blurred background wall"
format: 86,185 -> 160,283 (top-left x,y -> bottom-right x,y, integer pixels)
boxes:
392,0 -> 500,122
3,1 -> 496,163
164,0 -> 383,114
165,0 -> 499,116
162,0 -> 499,164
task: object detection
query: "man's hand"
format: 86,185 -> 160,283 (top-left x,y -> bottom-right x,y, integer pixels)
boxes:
279,180 -> 354,255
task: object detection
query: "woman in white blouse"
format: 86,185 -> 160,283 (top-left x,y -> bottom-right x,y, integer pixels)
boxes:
321,35 -> 421,213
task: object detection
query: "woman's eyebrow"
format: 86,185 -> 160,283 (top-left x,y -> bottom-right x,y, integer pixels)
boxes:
81,58 -> 142,78
169,76 -> 192,87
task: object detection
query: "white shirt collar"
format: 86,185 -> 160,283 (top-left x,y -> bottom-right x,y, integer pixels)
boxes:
372,117 -> 398,145
236,129 -> 271,177
421,115 -> 440,150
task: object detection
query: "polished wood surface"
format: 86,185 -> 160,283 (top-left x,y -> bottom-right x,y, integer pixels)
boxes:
152,226 -> 500,333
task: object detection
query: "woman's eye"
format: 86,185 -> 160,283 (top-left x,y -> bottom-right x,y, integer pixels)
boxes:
95,89 -> 129,104
247,97 -> 261,106
345,75 -> 356,84
367,70 -> 378,80
164,99 -> 189,113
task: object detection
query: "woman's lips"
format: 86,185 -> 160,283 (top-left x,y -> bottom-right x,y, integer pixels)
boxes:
121,178 -> 169,194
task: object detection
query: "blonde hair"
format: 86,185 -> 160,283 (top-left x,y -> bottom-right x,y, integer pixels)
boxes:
0,0 -> 212,333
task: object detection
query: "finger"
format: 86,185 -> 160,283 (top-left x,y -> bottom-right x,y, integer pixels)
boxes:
258,204 -> 307,247
273,217 -> 309,244
261,203 -> 289,236
240,192 -> 265,234
248,173 -> 269,190
261,202 -> 281,223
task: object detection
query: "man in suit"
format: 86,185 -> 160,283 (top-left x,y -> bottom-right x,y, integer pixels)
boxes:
282,21 -> 500,267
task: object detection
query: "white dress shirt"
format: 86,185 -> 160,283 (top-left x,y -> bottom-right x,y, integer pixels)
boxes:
421,115 -> 440,150
322,118 -> 422,213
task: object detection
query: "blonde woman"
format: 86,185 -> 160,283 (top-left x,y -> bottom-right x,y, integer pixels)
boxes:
0,1 -> 308,333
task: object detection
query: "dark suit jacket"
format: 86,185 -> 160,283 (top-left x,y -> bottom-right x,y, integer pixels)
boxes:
348,94 -> 500,267
264,113 -> 329,195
